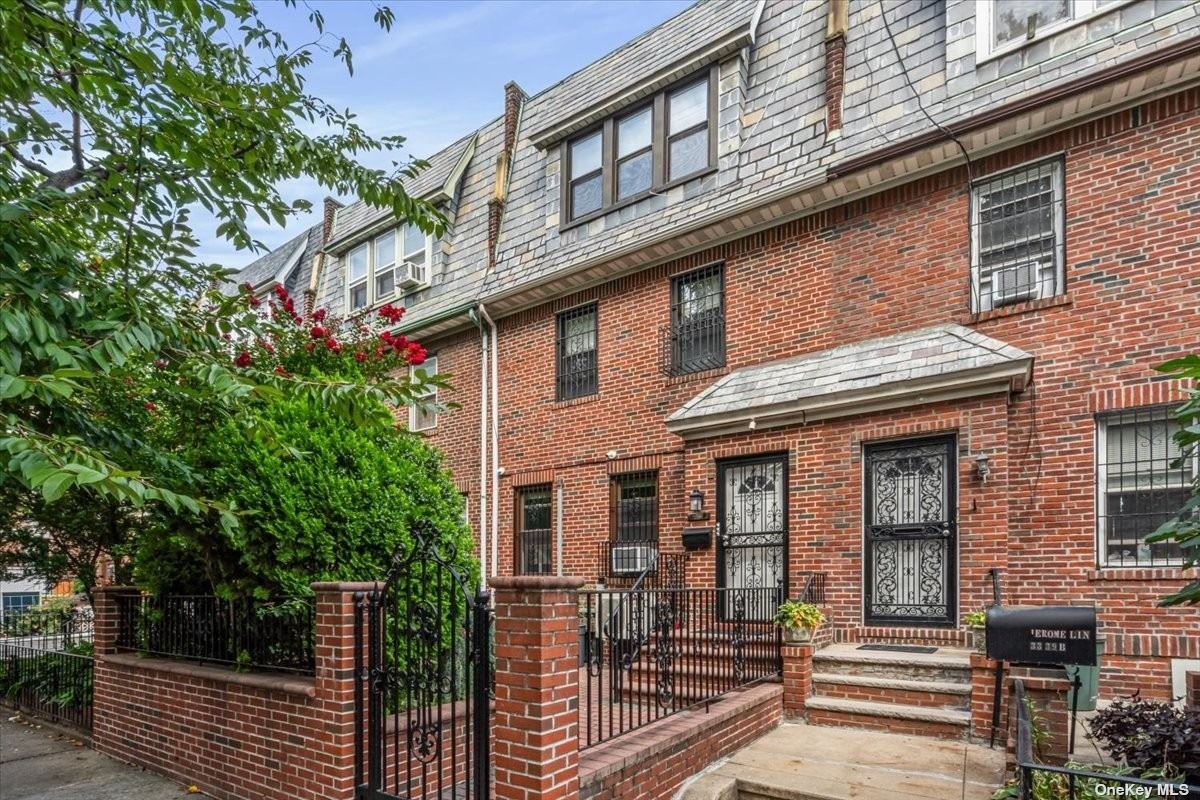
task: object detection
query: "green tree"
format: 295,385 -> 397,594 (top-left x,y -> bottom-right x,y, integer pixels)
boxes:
1149,355 -> 1200,605
0,0 -> 442,585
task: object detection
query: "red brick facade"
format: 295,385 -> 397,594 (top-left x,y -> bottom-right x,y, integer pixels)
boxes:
424,88 -> 1200,699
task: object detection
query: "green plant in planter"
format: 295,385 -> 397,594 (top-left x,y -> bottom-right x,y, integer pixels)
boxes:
963,609 -> 987,627
773,601 -> 825,642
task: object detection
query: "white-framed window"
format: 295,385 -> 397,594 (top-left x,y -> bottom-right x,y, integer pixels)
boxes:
1096,406 -> 1197,567
976,1 -> 1126,61
345,223 -> 432,312
969,157 -> 1065,313
409,354 -> 438,431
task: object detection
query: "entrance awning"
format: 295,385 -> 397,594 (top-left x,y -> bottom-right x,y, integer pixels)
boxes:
666,324 -> 1032,440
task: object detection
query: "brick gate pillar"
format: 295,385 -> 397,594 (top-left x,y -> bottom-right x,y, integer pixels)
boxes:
92,585 -> 140,655
781,643 -> 814,718
490,576 -> 585,800
1009,667 -> 1073,766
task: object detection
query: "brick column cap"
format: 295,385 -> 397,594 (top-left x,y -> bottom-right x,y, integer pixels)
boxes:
310,581 -> 383,592
489,575 -> 585,590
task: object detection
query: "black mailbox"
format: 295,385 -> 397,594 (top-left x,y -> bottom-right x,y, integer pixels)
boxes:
985,605 -> 1098,666
681,527 -> 712,551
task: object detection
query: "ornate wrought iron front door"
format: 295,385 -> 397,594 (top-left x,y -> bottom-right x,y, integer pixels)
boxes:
863,436 -> 957,626
717,455 -> 788,621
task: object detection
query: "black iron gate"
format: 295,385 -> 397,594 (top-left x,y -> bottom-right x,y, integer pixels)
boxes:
355,524 -> 492,800
716,454 -> 788,621
863,436 -> 957,626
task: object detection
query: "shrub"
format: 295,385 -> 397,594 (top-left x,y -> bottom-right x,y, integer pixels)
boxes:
1087,696 -> 1200,781
136,392 -> 474,599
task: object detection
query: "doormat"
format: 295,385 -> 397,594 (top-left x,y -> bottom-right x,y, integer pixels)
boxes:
857,644 -> 937,654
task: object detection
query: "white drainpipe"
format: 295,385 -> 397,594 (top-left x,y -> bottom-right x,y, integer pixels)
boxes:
478,304 -> 500,578
469,308 -> 489,587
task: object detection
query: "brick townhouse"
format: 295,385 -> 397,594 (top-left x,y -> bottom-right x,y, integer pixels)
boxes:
238,0 -> 1200,706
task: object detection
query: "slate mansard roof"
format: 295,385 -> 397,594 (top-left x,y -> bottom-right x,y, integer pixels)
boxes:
236,0 -> 1199,332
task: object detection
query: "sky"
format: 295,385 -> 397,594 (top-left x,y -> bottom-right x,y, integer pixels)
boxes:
206,0 -> 692,270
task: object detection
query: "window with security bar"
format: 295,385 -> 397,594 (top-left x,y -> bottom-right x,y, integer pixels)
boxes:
556,303 -> 598,401
516,486 -> 552,576
1096,406 -> 1196,567
667,263 -> 725,376
608,472 -> 659,576
970,158 -> 1065,313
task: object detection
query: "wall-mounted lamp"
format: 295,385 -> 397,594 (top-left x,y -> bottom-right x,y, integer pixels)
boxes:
975,454 -> 990,483
687,489 -> 709,521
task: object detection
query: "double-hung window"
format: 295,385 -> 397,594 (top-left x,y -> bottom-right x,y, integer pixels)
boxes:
555,303 -> 598,401
516,486 -> 553,576
563,66 -> 716,224
409,354 -> 438,431
668,263 -> 725,375
1096,406 -> 1196,566
347,223 -> 432,312
970,158 -> 1065,313
977,1 -> 1123,60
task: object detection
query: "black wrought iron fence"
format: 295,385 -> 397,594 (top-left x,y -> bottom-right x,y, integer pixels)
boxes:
115,594 -> 315,674
795,571 -> 827,605
579,586 -> 780,750
0,607 -> 94,731
1011,680 -> 1200,799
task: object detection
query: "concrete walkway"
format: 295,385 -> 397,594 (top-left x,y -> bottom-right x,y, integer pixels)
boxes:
0,715 -> 205,800
681,722 -> 1007,800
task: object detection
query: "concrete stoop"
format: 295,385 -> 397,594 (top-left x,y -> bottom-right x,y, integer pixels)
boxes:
678,723 -> 1005,800
806,644 -> 974,741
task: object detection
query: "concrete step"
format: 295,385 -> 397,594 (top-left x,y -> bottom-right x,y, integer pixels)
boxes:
811,672 -> 970,711
811,644 -> 971,682
804,696 -> 970,741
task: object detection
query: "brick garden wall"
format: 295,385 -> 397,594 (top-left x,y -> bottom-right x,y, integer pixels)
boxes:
467,89 -> 1200,699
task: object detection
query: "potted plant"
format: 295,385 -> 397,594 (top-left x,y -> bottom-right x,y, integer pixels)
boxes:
964,609 -> 987,653
773,600 -> 825,644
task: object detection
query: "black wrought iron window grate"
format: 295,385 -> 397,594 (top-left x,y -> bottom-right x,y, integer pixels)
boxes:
663,263 -> 725,377
608,471 -> 659,576
970,157 -> 1065,313
1096,405 -> 1196,567
556,303 -> 598,401
517,486 -> 553,575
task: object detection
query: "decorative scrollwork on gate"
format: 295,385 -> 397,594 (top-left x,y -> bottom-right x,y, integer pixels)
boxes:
731,592 -> 747,684
653,597 -> 677,709
355,521 -> 493,800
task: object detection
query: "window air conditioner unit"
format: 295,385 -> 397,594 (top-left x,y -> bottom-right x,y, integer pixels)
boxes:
610,545 -> 656,575
590,591 -> 654,642
990,261 -> 1039,307
397,259 -> 428,290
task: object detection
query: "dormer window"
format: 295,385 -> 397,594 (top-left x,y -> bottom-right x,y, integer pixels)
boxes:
562,65 -> 717,225
346,222 -> 432,312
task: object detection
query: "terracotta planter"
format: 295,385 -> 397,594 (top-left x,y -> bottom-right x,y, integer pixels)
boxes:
782,626 -> 813,644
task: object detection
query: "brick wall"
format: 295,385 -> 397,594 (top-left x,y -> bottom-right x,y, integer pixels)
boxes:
1187,671 -> 1199,708
449,89 -> 1200,697
92,584 -> 362,800
580,684 -> 782,800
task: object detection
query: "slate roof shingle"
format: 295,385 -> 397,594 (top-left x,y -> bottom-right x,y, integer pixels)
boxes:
667,324 -> 1033,436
